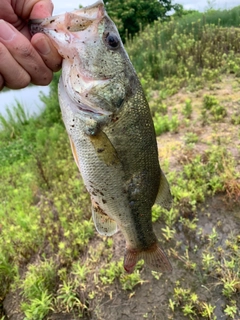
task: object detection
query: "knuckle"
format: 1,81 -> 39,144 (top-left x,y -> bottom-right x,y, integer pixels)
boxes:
0,43 -> 7,57
9,71 -> 31,89
17,42 -> 35,59
20,75 -> 31,88
15,43 -> 52,85
0,43 -> 31,89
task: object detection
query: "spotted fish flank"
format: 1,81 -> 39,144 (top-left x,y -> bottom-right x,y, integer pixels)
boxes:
30,0 -> 173,273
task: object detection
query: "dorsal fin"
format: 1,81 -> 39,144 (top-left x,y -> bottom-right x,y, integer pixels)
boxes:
155,170 -> 172,210
92,202 -> 118,236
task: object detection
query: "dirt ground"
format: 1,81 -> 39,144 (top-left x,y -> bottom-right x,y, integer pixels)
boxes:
3,197 -> 239,320
87,197 -> 240,320
2,76 -> 240,320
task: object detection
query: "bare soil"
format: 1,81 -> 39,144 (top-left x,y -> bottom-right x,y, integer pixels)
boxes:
2,75 -> 240,320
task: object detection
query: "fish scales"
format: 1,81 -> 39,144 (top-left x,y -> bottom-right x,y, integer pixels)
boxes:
104,87 -> 161,243
30,0 -> 173,273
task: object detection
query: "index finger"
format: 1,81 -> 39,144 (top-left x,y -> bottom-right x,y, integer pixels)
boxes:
17,1 -> 54,39
0,20 -> 53,86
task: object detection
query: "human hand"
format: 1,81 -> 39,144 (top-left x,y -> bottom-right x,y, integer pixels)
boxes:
0,0 -> 62,90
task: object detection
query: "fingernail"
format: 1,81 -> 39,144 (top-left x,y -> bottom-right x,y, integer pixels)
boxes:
34,37 -> 51,55
0,20 -> 16,41
0,74 -> 4,91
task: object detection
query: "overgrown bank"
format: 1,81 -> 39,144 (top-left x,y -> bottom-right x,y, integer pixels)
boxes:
0,7 -> 240,320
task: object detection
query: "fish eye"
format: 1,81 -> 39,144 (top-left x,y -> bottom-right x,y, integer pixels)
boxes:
105,33 -> 119,49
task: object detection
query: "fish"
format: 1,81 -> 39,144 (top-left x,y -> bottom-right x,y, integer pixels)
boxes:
30,0 -> 173,274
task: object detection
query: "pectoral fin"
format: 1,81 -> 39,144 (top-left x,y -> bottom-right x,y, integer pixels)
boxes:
155,170 -> 172,210
89,130 -> 120,166
69,136 -> 80,170
92,203 -> 118,236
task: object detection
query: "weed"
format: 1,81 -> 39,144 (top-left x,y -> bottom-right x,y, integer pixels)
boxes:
71,261 -> 89,282
231,110 -> 240,125
202,94 -> 227,121
19,260 -> 57,318
55,280 -> 85,313
20,260 -> 57,300
152,205 -> 178,227
127,8 -> 240,93
120,270 -> 145,291
202,252 -> 216,272
1,5 -> 240,320
0,254 -> 18,297
0,102 -> 29,138
153,113 -> 179,135
169,298 -> 176,312
21,290 -> 53,320
184,132 -> 199,144
199,302 -> 216,319
153,114 -> 170,135
172,283 -> 217,319
208,227 -> 218,245
151,204 -> 163,222
161,226 -> 176,241
224,303 -> 237,318
151,271 -> 162,280
182,99 -> 193,118
99,261 -> 122,285
222,278 -> 240,298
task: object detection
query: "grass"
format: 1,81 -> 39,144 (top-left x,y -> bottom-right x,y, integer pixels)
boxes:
126,6 -> 240,97
0,6 -> 240,320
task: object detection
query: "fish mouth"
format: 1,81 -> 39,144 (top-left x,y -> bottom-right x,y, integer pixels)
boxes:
58,78 -> 112,123
62,69 -> 112,117
29,0 -> 105,36
73,97 -> 112,117
30,0 -> 112,118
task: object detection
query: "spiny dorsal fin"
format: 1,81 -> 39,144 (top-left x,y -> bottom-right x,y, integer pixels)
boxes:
155,169 -> 172,211
92,203 -> 118,236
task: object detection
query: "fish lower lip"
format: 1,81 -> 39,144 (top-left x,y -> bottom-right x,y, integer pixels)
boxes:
29,23 -> 42,35
74,100 -> 111,117
78,106 -> 104,116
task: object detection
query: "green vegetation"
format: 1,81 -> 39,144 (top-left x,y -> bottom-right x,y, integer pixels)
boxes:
126,5 -> 240,96
1,5 -> 240,320
103,0 -> 178,42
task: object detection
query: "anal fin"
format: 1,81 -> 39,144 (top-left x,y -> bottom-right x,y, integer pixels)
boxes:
155,169 -> 172,210
92,203 -> 118,236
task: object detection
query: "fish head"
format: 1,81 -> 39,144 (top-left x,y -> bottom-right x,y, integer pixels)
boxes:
30,0 -> 136,122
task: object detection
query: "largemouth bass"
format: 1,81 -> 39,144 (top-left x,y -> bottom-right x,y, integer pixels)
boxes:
30,0 -> 173,273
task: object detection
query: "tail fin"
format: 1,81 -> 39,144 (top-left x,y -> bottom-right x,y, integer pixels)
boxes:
124,242 -> 172,274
